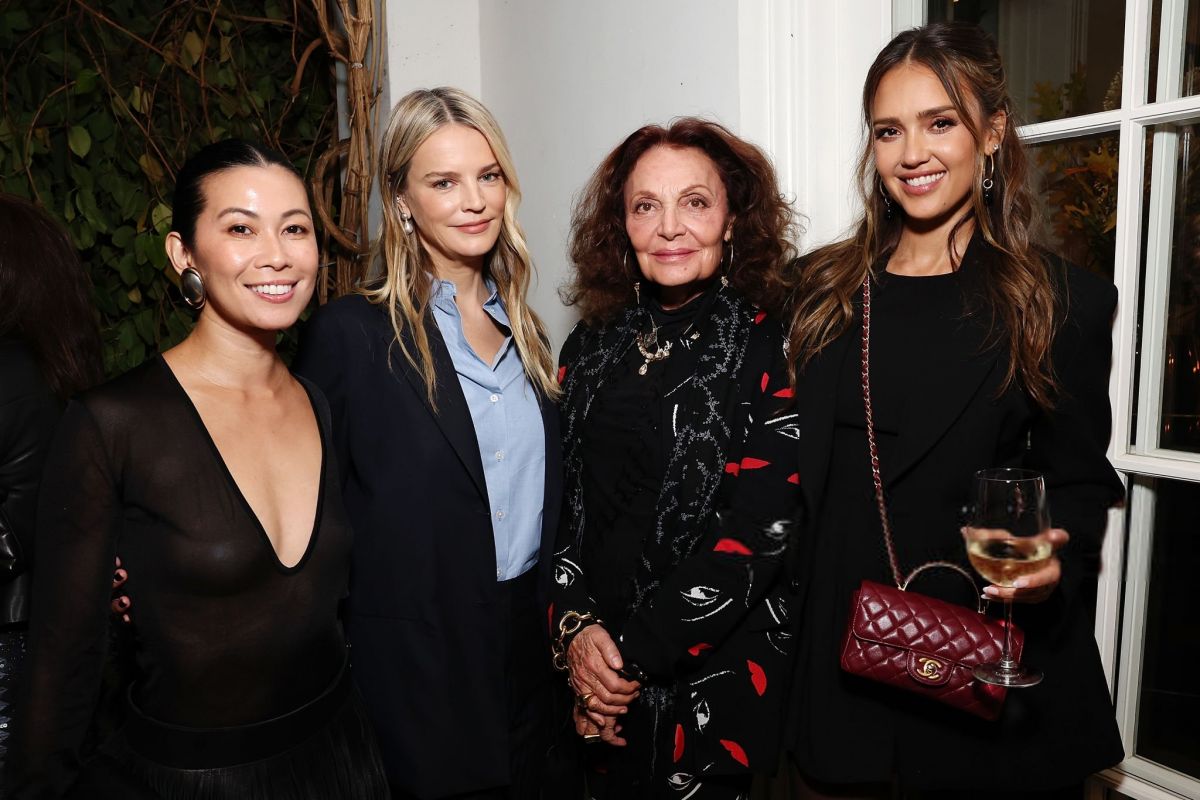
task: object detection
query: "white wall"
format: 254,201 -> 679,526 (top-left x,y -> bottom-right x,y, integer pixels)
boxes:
381,0 -> 891,349
479,0 -> 741,348
382,0 -> 481,102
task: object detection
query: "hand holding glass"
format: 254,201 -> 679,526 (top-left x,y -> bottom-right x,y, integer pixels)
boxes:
964,467 -> 1048,688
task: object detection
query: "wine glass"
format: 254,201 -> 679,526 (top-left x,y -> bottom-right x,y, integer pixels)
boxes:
965,467 -> 1050,687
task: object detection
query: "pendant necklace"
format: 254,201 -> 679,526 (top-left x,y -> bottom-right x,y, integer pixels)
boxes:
635,323 -> 672,375
632,276 -> 721,376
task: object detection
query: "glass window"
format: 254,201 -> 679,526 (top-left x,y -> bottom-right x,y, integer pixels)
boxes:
927,0 -> 1125,123
1137,120 -> 1200,453
1131,478 -> 1200,780
1149,0 -> 1200,102
1027,132 -> 1120,281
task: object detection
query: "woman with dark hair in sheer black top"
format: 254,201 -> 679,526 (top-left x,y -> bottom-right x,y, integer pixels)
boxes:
6,141 -> 389,799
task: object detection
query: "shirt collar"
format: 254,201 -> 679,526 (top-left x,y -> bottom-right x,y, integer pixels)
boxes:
429,274 -> 506,322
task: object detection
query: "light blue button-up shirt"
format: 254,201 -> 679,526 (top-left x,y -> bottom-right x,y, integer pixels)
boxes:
430,277 -> 545,581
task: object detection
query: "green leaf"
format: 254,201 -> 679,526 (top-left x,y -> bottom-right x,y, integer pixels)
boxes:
74,68 -> 98,95
182,31 -> 204,67
117,320 -> 136,352
117,254 -> 138,286
112,225 -> 135,248
151,202 -> 172,234
134,309 -> 156,343
69,162 -> 94,191
138,153 -> 164,183
67,126 -> 91,158
129,86 -> 145,114
87,112 -> 114,142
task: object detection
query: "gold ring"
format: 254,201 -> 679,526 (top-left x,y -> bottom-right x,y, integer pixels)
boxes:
582,732 -> 601,743
576,692 -> 595,711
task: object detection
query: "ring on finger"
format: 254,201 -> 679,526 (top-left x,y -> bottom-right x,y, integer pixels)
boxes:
576,692 -> 595,712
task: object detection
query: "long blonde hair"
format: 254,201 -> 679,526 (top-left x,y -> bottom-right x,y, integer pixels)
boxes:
787,23 -> 1060,409
367,87 -> 558,406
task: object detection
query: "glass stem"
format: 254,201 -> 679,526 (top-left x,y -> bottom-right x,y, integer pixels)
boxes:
1000,599 -> 1016,671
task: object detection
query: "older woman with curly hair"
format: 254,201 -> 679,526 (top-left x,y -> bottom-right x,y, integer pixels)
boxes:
551,118 -> 802,799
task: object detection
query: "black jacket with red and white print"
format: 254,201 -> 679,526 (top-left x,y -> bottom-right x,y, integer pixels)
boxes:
552,289 -> 803,779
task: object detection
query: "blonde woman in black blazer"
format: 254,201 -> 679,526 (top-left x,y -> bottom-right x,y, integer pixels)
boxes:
295,88 -> 562,800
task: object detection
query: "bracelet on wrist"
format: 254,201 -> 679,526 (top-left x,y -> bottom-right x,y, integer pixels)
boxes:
551,610 -> 603,672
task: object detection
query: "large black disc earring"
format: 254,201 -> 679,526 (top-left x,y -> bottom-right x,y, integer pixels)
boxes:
879,176 -> 895,221
180,267 -> 206,310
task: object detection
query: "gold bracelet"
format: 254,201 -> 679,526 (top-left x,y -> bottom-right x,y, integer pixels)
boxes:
551,610 -> 603,672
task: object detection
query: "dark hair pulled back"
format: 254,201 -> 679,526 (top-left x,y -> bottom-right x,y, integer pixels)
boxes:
171,139 -> 300,247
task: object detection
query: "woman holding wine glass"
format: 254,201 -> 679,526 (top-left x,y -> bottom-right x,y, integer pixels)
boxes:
783,22 -> 1125,799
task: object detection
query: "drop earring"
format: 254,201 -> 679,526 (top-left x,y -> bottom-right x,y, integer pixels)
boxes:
879,176 -> 895,221
400,213 -> 414,235
982,146 -> 998,207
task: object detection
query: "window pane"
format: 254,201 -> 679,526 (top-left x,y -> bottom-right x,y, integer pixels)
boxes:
1131,477 -> 1200,780
1138,121 -> 1200,453
1148,0 -> 1200,102
1027,132 -> 1120,282
927,0 -> 1124,123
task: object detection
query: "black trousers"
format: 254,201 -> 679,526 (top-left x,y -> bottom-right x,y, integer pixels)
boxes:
393,568 -> 555,800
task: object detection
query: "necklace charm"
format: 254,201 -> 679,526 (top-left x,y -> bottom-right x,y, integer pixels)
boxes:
636,326 -> 672,375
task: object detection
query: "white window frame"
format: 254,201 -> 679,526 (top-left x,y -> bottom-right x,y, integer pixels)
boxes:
892,1 -> 1200,798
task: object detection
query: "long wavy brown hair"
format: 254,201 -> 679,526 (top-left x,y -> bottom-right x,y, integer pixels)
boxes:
563,118 -> 797,324
787,22 -> 1061,409
369,87 -> 558,406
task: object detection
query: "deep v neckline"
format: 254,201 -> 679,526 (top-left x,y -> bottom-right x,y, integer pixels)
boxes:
156,356 -> 326,572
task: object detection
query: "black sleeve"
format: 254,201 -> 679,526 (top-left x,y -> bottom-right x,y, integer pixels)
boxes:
549,323 -> 603,639
7,401 -> 122,799
0,388 -> 61,579
620,322 -> 802,679
1025,269 -> 1124,607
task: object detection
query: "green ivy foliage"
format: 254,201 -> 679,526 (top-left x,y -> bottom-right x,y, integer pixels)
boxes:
0,0 -> 337,375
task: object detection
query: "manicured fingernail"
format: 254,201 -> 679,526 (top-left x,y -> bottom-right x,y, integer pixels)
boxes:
983,586 -> 999,596
1013,579 -> 1028,588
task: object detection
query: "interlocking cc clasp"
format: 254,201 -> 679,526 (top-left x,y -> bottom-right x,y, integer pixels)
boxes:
907,651 -> 951,686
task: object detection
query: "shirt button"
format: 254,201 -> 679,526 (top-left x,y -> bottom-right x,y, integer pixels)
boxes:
495,450 -> 504,461
489,394 -> 500,403
496,510 -> 505,520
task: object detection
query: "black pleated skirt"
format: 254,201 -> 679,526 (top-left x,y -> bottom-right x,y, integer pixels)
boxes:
77,662 -> 390,800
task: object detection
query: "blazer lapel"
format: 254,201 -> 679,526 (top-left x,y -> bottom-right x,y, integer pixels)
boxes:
885,234 -> 1001,485
536,390 -> 562,595
397,321 -> 490,503
794,330 -> 855,516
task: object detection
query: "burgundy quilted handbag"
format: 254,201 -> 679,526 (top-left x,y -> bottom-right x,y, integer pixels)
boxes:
839,577 -> 1022,720
838,277 -> 1023,721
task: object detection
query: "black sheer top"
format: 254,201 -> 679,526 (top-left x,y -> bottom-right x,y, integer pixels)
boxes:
10,357 -> 350,792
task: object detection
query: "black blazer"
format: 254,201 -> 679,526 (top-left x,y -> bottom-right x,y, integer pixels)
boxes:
294,294 -> 562,798
789,236 -> 1125,790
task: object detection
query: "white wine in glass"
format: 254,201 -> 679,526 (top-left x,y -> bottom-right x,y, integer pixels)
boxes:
966,467 -> 1049,688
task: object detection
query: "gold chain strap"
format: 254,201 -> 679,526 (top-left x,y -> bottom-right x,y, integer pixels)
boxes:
860,276 -> 982,603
